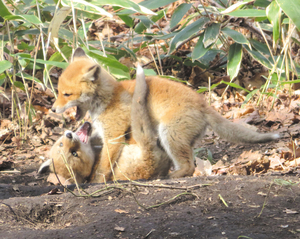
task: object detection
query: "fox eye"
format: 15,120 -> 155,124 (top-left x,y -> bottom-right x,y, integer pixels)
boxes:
64,93 -> 72,97
72,151 -> 78,157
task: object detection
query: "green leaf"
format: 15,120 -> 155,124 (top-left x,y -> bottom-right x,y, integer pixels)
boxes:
242,89 -> 259,106
14,81 -> 25,91
96,0 -> 155,15
140,68 -> 157,76
221,0 -> 254,14
4,14 -> 42,25
0,0 -> 13,18
138,0 -> 177,10
281,79 -> 300,85
221,80 -> 249,92
195,49 -> 226,68
266,1 -> 281,44
254,0 -> 271,7
244,45 -> 273,69
206,79 -> 249,93
169,17 -> 209,54
135,15 -> 152,33
0,75 -> 6,87
192,33 -> 211,61
222,27 -> 249,45
22,58 -> 69,69
224,9 -> 266,17
227,43 -> 242,80
203,23 -> 221,48
276,0 -> 300,31
16,73 -> 42,84
61,0 -> 113,18
109,67 -> 130,80
46,45 -> 73,72
0,61 -> 12,73
118,14 -> 134,28
249,39 -> 271,56
135,9 -> 165,33
86,49 -> 129,74
170,3 -> 192,29
17,42 -> 35,51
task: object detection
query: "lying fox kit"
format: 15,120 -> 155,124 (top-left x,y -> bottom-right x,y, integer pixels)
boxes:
51,48 -> 279,181
39,66 -> 171,183
38,122 -> 95,183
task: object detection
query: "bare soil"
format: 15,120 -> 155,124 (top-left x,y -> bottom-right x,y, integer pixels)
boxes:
1,131 -> 300,239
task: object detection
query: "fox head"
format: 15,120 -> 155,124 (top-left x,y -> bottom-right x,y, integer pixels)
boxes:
38,122 -> 95,184
52,48 -> 107,121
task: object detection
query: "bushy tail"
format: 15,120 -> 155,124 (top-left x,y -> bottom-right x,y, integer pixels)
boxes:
204,107 -> 280,144
131,65 -> 156,147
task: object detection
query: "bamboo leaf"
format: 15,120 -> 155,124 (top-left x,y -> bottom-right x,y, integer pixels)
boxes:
224,9 -> 266,17
95,0 -> 156,15
266,1 -> 281,44
0,0 -> 13,17
22,58 -> 68,69
0,60 -> 12,73
192,33 -> 211,61
170,3 -> 192,29
119,0 -> 176,14
169,17 -> 209,54
203,23 -> 221,48
48,6 -> 72,48
244,45 -> 273,69
138,0 -> 177,10
276,0 -> 300,31
249,39 -> 271,56
222,27 -> 249,45
4,15 -> 42,25
61,0 -> 113,18
227,43 -> 242,80
221,0 -> 254,14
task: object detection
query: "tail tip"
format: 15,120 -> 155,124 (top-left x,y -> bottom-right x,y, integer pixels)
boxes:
136,64 -> 144,76
272,133 -> 280,140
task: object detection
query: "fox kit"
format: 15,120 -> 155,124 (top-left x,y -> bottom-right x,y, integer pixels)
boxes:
39,66 -> 171,183
51,48 -> 279,181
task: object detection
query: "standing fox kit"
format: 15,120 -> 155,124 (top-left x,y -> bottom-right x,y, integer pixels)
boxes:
51,48 -> 279,182
39,66 -> 170,183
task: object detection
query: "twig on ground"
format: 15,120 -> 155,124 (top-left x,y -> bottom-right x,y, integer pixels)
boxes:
257,182 -> 273,218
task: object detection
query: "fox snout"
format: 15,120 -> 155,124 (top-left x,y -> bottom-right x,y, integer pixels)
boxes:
65,132 -> 72,139
51,106 -> 56,113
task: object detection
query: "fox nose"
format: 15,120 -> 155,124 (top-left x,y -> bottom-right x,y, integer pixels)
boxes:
51,107 -> 56,113
66,132 -> 72,139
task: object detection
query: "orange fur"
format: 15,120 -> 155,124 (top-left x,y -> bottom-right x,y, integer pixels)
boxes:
40,66 -> 170,183
51,48 -> 279,181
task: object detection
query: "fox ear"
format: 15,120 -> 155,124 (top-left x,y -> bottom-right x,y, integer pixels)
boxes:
72,47 -> 87,61
38,159 -> 51,174
83,65 -> 101,82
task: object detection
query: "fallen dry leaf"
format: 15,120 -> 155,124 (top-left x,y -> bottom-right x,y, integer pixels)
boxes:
114,226 -> 125,232
287,141 -> 300,158
235,150 -> 262,164
115,209 -> 129,214
283,209 -> 298,214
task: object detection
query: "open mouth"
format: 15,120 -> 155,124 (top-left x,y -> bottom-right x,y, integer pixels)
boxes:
76,122 -> 92,144
75,106 -> 83,121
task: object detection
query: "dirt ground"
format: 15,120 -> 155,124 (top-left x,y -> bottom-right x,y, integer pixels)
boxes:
2,129 -> 300,239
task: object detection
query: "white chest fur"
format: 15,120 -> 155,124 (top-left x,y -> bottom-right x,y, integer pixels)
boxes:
92,120 -> 105,140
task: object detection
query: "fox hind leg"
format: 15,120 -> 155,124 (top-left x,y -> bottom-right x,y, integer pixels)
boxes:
158,123 -> 196,178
